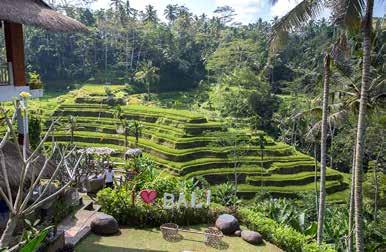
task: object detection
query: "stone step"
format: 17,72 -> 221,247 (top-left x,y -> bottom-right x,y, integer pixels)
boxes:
57,208 -> 104,246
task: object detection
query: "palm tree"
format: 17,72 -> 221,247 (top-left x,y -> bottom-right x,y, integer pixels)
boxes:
269,1 -> 376,249
124,0 -> 135,18
352,3 -> 374,248
164,4 -> 178,23
333,45 -> 383,251
65,115 -> 83,145
129,120 -> 142,146
110,0 -> 123,11
143,5 -> 158,23
294,53 -> 331,244
293,37 -> 384,251
135,61 -> 160,101
317,52 -> 330,244
177,5 -> 191,18
113,105 -> 129,148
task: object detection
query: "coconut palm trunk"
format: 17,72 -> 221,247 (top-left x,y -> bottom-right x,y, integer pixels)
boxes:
373,138 -> 383,222
314,142 -> 318,212
348,144 -> 356,252
317,52 -> 330,244
353,1 -> 374,250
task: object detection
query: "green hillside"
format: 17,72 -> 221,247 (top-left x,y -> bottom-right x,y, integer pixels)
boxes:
42,85 -> 348,200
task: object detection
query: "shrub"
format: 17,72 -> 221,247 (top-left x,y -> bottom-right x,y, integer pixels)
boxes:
28,71 -> 43,89
29,113 -> 42,150
97,188 -> 226,227
237,208 -> 336,252
212,182 -> 240,207
142,174 -> 179,197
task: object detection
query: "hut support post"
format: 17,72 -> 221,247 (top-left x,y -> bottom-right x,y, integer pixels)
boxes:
4,22 -> 27,145
4,21 -> 26,87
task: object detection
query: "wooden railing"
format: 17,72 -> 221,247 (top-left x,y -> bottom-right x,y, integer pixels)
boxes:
0,63 -> 11,86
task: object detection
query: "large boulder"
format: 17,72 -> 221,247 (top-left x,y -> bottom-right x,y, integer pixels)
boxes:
90,213 -> 119,235
215,214 -> 239,235
241,230 -> 263,245
86,176 -> 104,194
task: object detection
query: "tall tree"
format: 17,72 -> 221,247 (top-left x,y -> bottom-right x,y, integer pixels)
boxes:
135,61 -> 160,101
124,0 -> 135,18
143,5 -> 158,23
164,4 -> 178,23
269,0 -> 373,248
213,5 -> 236,25
110,0 -> 123,11
317,52 -> 330,244
352,0 -> 374,250
177,5 -> 191,18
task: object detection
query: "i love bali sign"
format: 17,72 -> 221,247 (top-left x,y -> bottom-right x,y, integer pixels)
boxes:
139,189 -> 211,209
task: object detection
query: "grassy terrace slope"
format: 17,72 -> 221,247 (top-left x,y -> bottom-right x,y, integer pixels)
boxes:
44,85 -> 348,199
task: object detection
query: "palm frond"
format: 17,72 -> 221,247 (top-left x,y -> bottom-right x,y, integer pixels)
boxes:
306,121 -> 321,140
328,0 -> 364,31
270,0 -> 324,51
292,107 -> 322,120
327,110 -> 348,128
305,109 -> 348,140
331,33 -> 352,73
369,75 -> 385,92
329,102 -> 345,112
336,90 -> 357,97
371,92 -> 386,102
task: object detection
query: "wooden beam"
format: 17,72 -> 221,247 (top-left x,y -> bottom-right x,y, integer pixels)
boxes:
4,21 -> 26,86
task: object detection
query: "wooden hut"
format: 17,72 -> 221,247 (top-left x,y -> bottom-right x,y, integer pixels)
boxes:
0,0 -> 87,101
0,0 -> 87,142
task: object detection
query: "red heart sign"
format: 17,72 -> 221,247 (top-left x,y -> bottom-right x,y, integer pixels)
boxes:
140,189 -> 157,204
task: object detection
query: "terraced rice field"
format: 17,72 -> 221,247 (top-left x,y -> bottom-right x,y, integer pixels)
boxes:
32,85 -> 349,199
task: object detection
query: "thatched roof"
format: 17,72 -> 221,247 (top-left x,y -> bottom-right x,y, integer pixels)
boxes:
0,0 -> 88,32
0,141 -> 56,193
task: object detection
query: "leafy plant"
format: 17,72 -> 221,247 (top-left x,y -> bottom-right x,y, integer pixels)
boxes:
212,182 -> 241,207
65,115 -> 83,145
28,72 -> 43,90
28,112 -> 42,150
20,219 -> 52,252
129,120 -> 143,146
